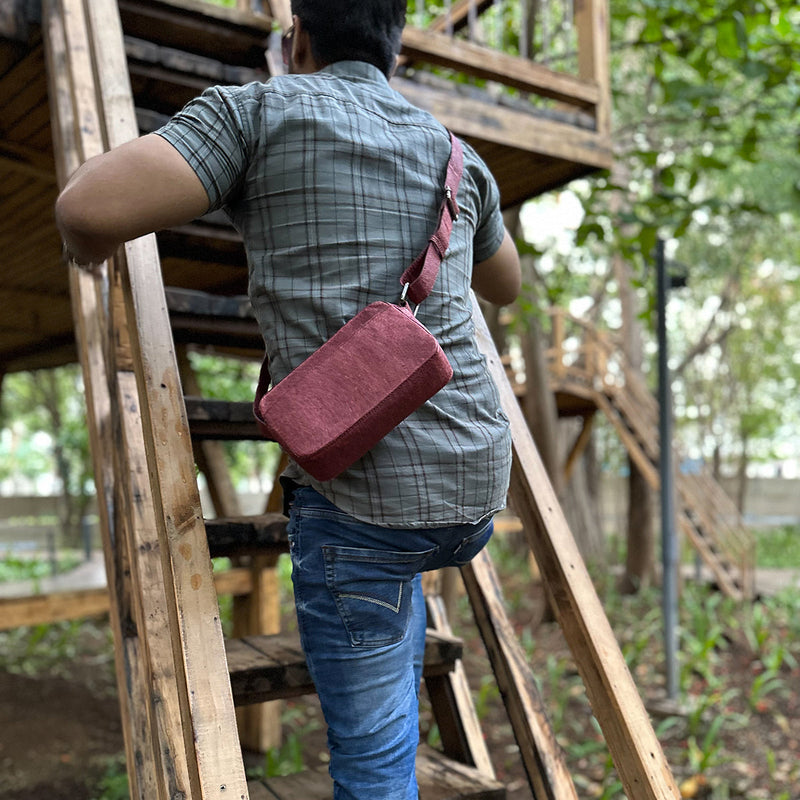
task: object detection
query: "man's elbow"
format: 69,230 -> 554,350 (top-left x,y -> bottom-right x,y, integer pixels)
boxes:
55,181 -> 118,264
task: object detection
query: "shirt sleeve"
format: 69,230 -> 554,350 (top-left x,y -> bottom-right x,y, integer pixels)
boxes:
468,149 -> 505,264
154,86 -> 251,213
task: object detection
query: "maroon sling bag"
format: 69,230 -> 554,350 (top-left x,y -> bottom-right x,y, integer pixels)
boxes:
253,132 -> 463,482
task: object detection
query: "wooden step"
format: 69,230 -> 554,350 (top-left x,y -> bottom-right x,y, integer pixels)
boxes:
248,743 -> 506,799
185,396 -> 262,439
166,286 -> 262,351
205,513 -> 288,558
226,631 -> 464,706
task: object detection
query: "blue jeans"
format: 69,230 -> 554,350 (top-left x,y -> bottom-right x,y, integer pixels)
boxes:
286,486 -> 494,800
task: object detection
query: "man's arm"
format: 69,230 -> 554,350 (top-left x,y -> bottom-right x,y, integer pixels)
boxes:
55,133 -> 210,265
471,228 -> 521,306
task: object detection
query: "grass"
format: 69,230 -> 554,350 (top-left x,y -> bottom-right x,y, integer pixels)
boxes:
752,525 -> 800,568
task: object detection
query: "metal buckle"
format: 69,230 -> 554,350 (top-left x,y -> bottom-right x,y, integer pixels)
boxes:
399,283 -> 420,317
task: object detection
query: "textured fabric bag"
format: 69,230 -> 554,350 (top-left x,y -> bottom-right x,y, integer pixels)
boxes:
253,132 -> 463,482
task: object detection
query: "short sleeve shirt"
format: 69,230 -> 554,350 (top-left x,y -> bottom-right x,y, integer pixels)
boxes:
156,60 -> 511,528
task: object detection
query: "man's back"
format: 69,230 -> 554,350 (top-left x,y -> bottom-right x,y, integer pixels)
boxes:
156,60 -> 512,527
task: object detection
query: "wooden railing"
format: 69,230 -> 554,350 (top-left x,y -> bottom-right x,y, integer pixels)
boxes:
543,306 -> 755,597
401,0 -> 610,135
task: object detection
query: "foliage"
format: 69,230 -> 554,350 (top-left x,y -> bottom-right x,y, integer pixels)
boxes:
573,0 -> 800,476
188,352 -> 283,495
91,757 -> 129,800
256,703 -> 323,778
0,551 -> 80,583
0,366 -> 94,546
0,617 -> 112,679
513,0 -> 800,483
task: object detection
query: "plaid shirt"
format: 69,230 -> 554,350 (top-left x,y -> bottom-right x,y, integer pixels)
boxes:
157,61 -> 511,527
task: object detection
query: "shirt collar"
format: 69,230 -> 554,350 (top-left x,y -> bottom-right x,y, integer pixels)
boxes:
319,60 -> 389,86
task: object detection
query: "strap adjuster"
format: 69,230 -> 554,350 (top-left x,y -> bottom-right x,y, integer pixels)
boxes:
445,186 -> 460,221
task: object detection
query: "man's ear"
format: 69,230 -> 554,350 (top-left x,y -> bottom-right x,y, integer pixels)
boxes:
291,16 -> 319,74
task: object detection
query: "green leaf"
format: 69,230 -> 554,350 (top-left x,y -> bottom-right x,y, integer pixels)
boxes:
739,126 -> 759,162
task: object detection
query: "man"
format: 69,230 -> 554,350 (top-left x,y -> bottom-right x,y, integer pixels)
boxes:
56,1 -> 521,797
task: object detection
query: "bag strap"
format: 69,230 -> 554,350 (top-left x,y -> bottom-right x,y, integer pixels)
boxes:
399,131 -> 464,308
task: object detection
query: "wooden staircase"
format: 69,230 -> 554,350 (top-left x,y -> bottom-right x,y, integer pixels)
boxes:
42,0 -> 681,798
545,308 -> 755,600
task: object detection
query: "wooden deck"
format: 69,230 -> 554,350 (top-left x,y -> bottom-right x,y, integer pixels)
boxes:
0,0 -> 611,375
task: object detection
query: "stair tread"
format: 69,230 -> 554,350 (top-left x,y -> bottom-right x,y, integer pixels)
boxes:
185,396 -> 262,439
226,631 -> 463,706
205,513 -> 288,557
248,743 -> 505,799
165,286 -> 253,318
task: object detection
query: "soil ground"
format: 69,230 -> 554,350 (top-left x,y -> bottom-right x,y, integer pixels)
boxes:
1,560 -> 799,800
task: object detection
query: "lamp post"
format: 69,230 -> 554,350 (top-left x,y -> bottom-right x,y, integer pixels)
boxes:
655,237 -> 685,703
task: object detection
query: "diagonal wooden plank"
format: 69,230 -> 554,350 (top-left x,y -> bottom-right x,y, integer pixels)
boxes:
80,0 -> 249,796
471,293 -> 681,800
460,550 -> 577,800
42,2 -> 162,797
48,0 -> 249,797
424,594 -> 497,779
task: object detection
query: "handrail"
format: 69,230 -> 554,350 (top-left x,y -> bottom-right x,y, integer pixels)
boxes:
542,306 -> 754,594
400,0 -> 610,130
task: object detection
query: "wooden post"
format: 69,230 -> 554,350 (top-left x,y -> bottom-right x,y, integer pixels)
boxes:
424,594 -> 497,779
472,294 -> 681,800
563,414 -> 595,484
268,0 -> 292,30
232,552 -> 283,751
574,0 -> 611,137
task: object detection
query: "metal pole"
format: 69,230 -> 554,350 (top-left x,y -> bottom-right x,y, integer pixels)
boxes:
656,237 -> 679,701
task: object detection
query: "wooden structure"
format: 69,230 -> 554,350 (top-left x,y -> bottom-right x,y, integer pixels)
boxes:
543,308 -> 755,599
1,1 -> 684,799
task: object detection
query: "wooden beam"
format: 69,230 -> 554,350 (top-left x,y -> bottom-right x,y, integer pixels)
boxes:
563,414 -> 595,484
471,294 -> 681,800
267,0 -> 292,30
0,144 -> 55,181
428,0 -> 495,34
0,568 -> 266,630
575,0 -> 611,136
460,550 -> 578,800
424,594 -> 497,779
394,76 -> 612,172
401,26 -> 599,108
0,586 -> 110,629
86,0 -> 250,793
43,3 -> 161,797
118,0 -> 271,69
129,0 -> 272,28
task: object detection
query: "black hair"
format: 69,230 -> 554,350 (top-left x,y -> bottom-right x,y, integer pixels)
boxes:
290,0 -> 407,77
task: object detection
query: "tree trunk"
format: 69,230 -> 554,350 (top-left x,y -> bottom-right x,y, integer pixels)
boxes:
618,466 -> 655,593
561,420 -> 604,562
613,244 -> 656,593
736,431 -> 749,514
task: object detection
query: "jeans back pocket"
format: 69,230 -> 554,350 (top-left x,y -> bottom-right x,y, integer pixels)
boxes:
322,545 -> 437,647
